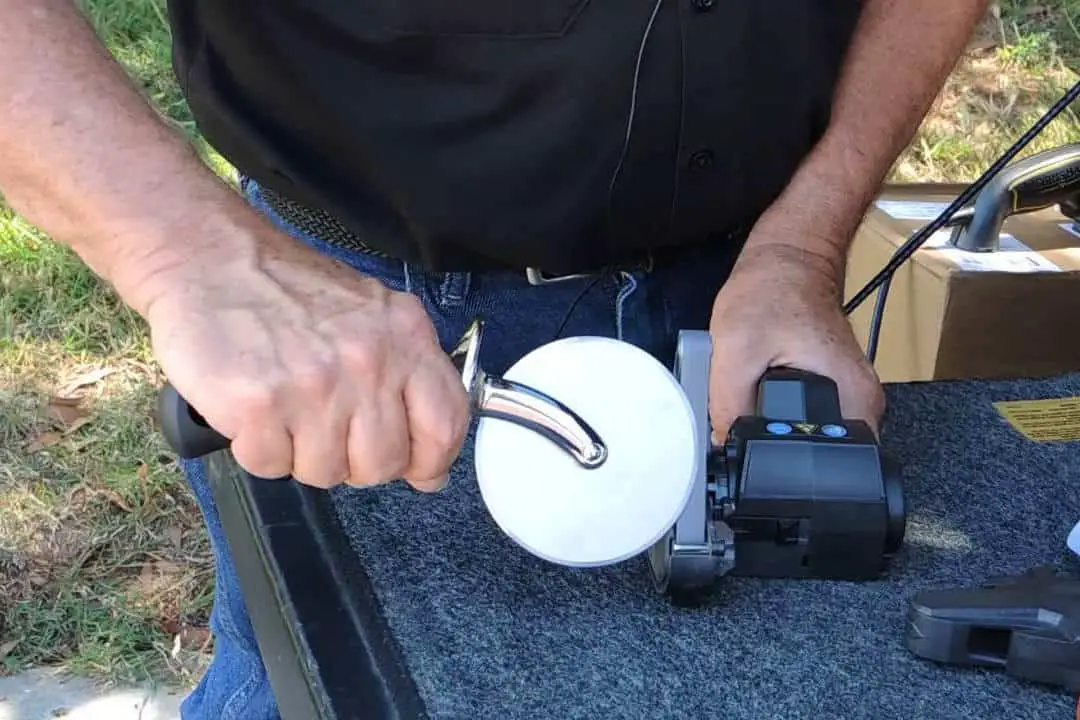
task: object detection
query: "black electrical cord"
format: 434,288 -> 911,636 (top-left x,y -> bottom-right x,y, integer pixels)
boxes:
864,273 -> 891,364
848,78 -> 1080,362
551,274 -> 605,340
552,0 -> 660,343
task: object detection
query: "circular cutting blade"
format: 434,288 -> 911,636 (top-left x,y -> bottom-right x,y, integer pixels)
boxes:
474,336 -> 699,567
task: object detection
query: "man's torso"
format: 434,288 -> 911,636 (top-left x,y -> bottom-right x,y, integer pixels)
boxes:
167,0 -> 863,273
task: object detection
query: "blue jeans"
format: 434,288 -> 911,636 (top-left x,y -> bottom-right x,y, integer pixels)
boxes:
179,179 -> 742,718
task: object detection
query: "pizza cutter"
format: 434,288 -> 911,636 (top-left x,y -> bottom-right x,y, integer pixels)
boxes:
451,318 -> 700,568
157,316 -> 701,569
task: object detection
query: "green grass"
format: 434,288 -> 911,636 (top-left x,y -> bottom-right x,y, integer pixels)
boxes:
79,0 -> 191,130
0,0 -> 217,689
1,0 -> 1079,691
890,1 -> 1080,181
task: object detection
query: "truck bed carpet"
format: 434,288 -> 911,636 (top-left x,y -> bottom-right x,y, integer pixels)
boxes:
330,373 -> 1080,719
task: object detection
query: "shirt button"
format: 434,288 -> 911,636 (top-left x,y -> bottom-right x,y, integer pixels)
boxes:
688,149 -> 714,170
692,0 -> 715,10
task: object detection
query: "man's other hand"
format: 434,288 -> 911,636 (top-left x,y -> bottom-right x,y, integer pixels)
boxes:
141,222 -> 471,492
706,243 -> 884,443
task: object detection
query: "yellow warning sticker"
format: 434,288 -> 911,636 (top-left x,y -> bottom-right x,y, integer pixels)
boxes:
993,397 -> 1080,442
793,423 -> 818,435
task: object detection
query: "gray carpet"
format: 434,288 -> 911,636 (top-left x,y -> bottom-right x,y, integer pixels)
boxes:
329,373 -> 1080,719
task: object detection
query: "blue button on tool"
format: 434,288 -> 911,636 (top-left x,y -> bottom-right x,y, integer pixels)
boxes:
766,422 -> 793,435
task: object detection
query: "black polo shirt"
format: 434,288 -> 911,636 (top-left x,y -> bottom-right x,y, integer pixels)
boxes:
167,0 -> 863,273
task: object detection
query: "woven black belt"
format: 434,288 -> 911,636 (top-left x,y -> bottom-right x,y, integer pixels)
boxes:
257,183 -> 394,260
254,182 -> 738,285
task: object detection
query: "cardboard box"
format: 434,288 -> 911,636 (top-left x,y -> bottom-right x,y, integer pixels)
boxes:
845,183 -> 1080,383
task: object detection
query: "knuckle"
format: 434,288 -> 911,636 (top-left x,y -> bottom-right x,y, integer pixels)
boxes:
348,434 -> 409,488
341,340 -> 382,377
345,456 -> 376,487
293,452 -> 349,489
291,358 -> 339,398
348,462 -> 400,488
413,434 -> 457,476
231,378 -> 280,417
393,289 -> 426,317
433,413 -> 467,455
231,444 -> 289,480
392,294 -> 436,341
423,407 -> 455,442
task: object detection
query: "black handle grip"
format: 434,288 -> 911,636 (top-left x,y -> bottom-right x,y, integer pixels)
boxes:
1012,154 -> 1080,208
952,142 -> 1080,252
157,383 -> 232,458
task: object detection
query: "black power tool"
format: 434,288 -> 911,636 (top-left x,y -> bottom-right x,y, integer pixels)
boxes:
647,330 -> 906,602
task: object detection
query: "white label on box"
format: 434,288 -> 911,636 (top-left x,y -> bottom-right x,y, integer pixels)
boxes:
920,229 -> 1061,273
919,229 -> 960,249
874,199 -> 952,220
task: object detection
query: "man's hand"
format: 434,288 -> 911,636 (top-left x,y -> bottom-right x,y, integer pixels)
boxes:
706,243 -> 884,442
141,223 -> 471,492
699,0 -> 986,445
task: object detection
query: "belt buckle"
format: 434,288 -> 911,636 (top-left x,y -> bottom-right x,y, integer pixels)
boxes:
525,254 -> 654,286
525,268 -> 594,286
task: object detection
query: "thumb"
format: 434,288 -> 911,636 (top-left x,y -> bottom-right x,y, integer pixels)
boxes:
708,337 -> 769,445
834,361 -> 886,438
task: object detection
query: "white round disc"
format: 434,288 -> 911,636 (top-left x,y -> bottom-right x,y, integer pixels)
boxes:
474,336 -> 698,567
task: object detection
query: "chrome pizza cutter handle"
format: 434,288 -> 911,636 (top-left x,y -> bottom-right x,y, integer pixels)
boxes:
449,317 -> 607,469
157,316 -> 608,468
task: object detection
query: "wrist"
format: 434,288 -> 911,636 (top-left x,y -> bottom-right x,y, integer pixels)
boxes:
737,222 -> 847,301
102,181 -> 265,319
743,128 -> 877,268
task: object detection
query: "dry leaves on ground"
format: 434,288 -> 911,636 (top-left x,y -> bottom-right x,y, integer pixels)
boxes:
22,367 -> 116,453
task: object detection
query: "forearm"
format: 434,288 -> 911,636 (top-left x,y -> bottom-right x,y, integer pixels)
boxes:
0,0 -> 253,316
745,0 -> 989,283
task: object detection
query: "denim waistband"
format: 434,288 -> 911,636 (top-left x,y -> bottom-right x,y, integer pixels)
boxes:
246,176 -> 746,286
